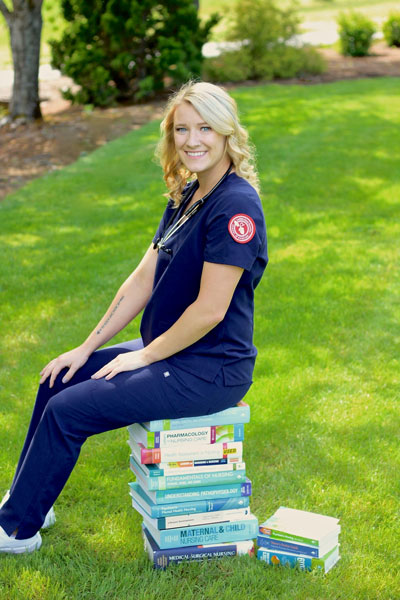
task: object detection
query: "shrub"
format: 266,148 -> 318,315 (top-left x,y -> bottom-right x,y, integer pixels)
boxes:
337,11 -> 376,57
50,0 -> 219,107
202,0 -> 326,84
383,12 -> 400,47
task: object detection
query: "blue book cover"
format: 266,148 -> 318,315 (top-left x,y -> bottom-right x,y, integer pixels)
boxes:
257,546 -> 340,574
144,515 -> 259,549
142,403 -> 250,431
257,535 -> 320,558
130,455 -> 246,491
142,525 -> 255,569
129,482 -> 250,518
132,476 -> 252,505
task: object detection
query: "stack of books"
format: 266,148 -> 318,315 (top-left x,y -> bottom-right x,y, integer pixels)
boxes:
257,507 -> 341,574
127,401 -> 258,569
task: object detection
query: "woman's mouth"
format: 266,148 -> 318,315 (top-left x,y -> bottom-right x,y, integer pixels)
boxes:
185,151 -> 207,158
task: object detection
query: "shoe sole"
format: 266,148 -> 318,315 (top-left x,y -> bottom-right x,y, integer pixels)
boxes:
0,537 -> 42,554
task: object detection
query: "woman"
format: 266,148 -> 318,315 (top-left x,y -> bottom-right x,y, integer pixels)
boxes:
0,81 -> 268,554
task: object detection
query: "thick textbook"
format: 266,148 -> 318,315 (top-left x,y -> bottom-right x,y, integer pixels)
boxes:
135,457 -> 246,478
257,534 -> 337,558
129,481 -> 250,518
131,473 -> 252,504
128,423 -> 244,448
130,455 -> 246,491
142,402 -> 250,432
136,503 -> 251,531
259,507 -> 340,549
144,513 -> 259,549
257,545 -> 340,574
143,525 -> 254,569
129,437 -> 243,465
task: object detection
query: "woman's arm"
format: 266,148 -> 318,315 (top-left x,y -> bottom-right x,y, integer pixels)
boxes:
40,243 -> 158,387
91,261 -> 244,380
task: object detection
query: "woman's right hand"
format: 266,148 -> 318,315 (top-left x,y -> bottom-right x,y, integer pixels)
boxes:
39,345 -> 92,388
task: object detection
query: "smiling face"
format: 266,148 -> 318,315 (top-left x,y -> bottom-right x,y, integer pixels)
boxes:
173,101 -> 230,183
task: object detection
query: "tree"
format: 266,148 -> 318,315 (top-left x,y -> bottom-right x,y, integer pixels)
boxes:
0,0 -> 44,121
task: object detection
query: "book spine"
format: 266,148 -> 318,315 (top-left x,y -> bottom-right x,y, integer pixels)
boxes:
257,549 -> 314,571
143,405 -> 250,431
147,517 -> 259,550
140,442 -> 243,464
142,469 -> 246,491
151,478 -> 252,504
148,496 -> 251,518
257,535 -> 319,557
258,526 -> 319,547
145,461 -> 245,478
157,507 -> 250,530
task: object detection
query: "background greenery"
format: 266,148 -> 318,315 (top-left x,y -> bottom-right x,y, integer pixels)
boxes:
1,77 -> 399,598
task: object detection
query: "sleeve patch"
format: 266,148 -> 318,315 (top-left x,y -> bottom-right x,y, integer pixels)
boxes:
228,214 -> 256,244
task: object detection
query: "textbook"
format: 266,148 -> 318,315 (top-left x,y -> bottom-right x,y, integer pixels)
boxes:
128,437 -> 243,465
142,402 -> 250,432
130,455 -> 246,491
257,535 -> 334,558
259,507 -> 340,551
129,481 -> 250,519
137,504 -> 251,531
143,513 -> 259,549
131,473 -> 252,504
257,545 -> 340,574
134,458 -> 246,478
143,525 -> 254,569
128,423 -> 244,448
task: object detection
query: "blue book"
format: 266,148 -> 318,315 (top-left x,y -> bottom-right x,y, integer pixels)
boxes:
130,455 -> 246,491
257,545 -> 340,574
129,477 -> 251,505
257,535 -> 320,558
142,402 -> 250,431
129,482 -> 250,518
144,514 -> 259,549
143,525 -> 254,569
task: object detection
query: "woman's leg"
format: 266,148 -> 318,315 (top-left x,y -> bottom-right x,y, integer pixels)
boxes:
9,338 -> 145,493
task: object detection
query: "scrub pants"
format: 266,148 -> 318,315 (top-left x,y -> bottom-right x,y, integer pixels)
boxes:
0,338 -> 251,539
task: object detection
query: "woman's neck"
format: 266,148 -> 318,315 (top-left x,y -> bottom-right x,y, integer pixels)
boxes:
195,157 -> 232,198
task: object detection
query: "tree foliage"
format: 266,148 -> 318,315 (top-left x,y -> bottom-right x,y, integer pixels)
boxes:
50,0 -> 219,107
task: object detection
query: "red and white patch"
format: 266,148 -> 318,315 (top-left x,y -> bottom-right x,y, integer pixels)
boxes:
228,214 -> 256,244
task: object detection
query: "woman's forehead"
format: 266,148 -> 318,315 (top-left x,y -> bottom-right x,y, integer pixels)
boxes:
173,101 -> 206,125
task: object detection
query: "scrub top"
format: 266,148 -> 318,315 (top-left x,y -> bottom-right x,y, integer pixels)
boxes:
140,172 -> 268,386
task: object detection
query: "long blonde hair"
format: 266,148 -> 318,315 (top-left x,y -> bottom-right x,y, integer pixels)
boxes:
155,81 -> 259,206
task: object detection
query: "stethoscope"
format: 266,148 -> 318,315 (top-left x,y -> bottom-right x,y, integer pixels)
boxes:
154,162 -> 233,255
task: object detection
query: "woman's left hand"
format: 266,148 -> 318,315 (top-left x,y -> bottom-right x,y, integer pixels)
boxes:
91,350 -> 150,380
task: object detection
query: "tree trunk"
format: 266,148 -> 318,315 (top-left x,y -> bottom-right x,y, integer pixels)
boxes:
0,0 -> 44,121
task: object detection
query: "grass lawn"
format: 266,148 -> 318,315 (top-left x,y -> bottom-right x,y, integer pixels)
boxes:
1,77 -> 399,599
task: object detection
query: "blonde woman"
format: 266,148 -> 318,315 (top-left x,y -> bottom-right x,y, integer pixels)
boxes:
0,81 -> 268,553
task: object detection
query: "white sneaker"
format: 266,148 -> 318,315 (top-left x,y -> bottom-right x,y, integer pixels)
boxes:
0,490 -> 56,529
0,525 -> 42,554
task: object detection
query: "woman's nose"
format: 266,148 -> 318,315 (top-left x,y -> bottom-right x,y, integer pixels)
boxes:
186,129 -> 200,147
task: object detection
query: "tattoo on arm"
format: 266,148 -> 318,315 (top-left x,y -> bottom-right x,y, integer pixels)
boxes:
96,296 -> 125,335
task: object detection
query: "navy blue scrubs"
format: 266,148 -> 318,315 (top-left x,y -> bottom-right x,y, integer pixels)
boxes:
0,172 -> 267,539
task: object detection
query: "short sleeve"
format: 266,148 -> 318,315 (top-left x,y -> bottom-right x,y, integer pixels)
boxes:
204,190 -> 265,271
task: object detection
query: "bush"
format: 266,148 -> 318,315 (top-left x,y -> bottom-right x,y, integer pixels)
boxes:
50,0 -> 219,107
337,11 -> 376,57
203,45 -> 326,83
202,0 -> 326,84
383,12 -> 400,47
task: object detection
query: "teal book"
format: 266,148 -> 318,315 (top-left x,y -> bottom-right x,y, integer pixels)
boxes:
128,482 -> 250,518
130,455 -> 246,491
144,514 -> 259,549
257,545 -> 340,574
131,475 -> 252,505
142,402 -> 250,431
128,423 -> 244,448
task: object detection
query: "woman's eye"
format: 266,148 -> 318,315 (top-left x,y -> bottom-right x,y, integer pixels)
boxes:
175,127 -> 187,133
201,126 -> 211,132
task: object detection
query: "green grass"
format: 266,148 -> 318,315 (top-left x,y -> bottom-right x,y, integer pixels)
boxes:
1,77 -> 400,599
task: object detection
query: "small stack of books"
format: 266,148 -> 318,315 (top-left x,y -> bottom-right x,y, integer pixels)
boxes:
257,507 -> 341,574
127,402 -> 258,569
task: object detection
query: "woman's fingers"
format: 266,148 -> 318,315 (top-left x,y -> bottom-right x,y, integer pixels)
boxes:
91,358 -> 117,380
